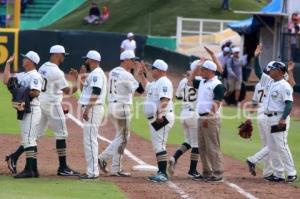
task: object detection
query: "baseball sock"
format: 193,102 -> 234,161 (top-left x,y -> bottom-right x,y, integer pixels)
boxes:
32,146 -> 38,172
56,139 -> 67,169
11,145 -> 24,160
189,148 -> 199,172
173,143 -> 191,161
156,151 -> 168,175
24,146 -> 35,172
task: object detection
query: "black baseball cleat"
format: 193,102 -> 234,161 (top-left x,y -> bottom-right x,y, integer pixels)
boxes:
98,158 -> 108,174
5,155 -> 17,174
14,170 -> 35,179
265,175 -> 285,182
79,174 -> 99,180
192,174 -> 206,181
188,170 -> 202,178
57,166 -> 80,176
286,175 -> 297,183
263,174 -> 274,181
246,160 -> 256,176
205,176 -> 224,183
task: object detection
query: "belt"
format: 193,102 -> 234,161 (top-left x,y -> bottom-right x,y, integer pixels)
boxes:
199,113 -> 209,117
264,112 -> 281,117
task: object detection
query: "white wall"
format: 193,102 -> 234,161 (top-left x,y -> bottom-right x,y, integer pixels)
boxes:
287,0 -> 300,15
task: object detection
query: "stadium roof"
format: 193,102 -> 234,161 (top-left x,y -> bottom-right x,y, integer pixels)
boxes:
228,0 -> 287,34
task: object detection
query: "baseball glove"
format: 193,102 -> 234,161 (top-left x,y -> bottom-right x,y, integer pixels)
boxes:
238,119 -> 253,139
7,77 -> 19,92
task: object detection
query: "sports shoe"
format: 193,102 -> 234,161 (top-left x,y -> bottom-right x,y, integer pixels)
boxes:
246,160 -> 256,176
205,176 -> 224,183
265,175 -> 285,182
57,166 -> 80,176
5,155 -> 17,174
168,157 -> 176,177
14,170 -> 35,179
98,158 -> 108,174
192,174 -> 206,181
263,174 -> 274,181
110,170 -> 131,177
188,170 -> 201,178
286,175 -> 297,183
148,172 -> 169,183
79,174 -> 99,180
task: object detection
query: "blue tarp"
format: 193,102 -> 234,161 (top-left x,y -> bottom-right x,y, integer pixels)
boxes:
228,0 -> 283,34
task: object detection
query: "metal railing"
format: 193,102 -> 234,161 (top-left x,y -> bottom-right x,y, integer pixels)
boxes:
176,17 -> 237,49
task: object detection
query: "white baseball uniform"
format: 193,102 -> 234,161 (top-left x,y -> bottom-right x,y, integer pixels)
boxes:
120,39 -> 136,51
144,76 -> 175,154
264,78 -> 296,178
37,62 -> 69,139
79,67 -> 107,177
99,66 -> 138,173
16,70 -> 43,148
176,77 -> 198,148
247,82 -> 273,177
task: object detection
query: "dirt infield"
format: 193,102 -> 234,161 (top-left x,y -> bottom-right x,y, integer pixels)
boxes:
1,95 -> 300,199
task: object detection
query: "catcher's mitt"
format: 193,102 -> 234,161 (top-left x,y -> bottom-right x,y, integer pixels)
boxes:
7,77 -> 19,92
238,119 -> 253,139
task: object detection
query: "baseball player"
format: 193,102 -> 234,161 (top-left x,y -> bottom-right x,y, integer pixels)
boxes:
168,60 -> 201,178
246,81 -> 273,177
139,59 -> 174,183
4,52 -> 43,178
168,47 -> 224,178
120,32 -> 136,52
37,45 -> 79,176
78,50 -> 107,180
190,60 -> 226,183
246,44 -> 296,180
262,62 -> 297,183
98,50 -> 142,177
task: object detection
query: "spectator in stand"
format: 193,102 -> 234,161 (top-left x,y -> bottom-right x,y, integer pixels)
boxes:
83,2 -> 101,25
290,24 -> 300,62
218,46 -> 231,90
120,32 -> 136,52
100,6 -> 110,23
288,13 -> 300,32
221,0 -> 230,10
226,47 -> 247,104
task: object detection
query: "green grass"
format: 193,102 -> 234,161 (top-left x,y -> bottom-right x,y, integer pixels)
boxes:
47,0 -> 267,36
131,96 -> 300,185
0,176 -> 126,199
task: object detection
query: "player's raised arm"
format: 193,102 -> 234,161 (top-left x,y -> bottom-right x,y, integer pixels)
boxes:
204,46 -> 224,74
254,44 -> 263,79
3,55 -> 15,85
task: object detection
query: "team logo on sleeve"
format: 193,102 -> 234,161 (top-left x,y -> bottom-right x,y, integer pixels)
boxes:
162,86 -> 168,93
93,76 -> 97,82
286,90 -> 291,96
33,79 -> 38,85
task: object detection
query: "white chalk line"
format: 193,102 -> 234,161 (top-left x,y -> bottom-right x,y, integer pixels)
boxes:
67,113 -> 192,199
226,182 -> 259,199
